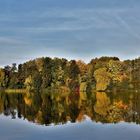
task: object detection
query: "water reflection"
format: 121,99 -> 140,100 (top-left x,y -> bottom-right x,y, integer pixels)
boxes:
0,90 -> 140,126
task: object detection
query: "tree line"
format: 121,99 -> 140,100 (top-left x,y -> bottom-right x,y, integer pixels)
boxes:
0,56 -> 140,91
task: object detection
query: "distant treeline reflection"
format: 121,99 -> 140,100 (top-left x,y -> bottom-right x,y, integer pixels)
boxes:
0,90 -> 140,125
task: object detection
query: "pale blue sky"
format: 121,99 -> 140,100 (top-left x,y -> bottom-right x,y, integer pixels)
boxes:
0,0 -> 140,66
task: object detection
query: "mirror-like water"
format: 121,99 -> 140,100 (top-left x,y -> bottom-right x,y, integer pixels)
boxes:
0,90 -> 140,140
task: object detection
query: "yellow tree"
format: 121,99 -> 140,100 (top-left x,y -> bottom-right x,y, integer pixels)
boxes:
94,68 -> 111,91
0,68 -> 5,88
24,75 -> 33,91
76,60 -> 87,76
94,92 -> 111,116
108,60 -> 127,83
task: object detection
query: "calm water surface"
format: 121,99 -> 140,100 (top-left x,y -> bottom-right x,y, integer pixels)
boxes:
0,90 -> 140,140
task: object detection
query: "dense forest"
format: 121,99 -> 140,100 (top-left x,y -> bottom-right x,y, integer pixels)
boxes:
0,56 -> 140,92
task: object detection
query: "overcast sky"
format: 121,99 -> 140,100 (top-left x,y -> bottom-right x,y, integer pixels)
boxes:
0,0 -> 140,66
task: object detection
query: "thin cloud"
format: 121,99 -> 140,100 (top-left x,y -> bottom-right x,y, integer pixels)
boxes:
115,13 -> 140,40
0,1 -> 140,66
0,37 -> 27,46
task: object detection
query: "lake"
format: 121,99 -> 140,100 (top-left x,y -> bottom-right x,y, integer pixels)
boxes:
0,90 -> 140,140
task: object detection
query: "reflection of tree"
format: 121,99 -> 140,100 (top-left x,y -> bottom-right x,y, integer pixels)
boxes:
94,92 -> 111,116
1,90 -> 140,125
78,91 -> 87,108
0,93 -> 4,114
0,92 -> 24,119
24,93 -> 32,106
108,101 -> 130,123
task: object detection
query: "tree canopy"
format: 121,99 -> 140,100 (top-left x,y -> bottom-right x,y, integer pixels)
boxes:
0,56 -> 138,91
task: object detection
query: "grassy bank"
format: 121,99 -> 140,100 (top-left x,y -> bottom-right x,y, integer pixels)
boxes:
3,89 -> 27,94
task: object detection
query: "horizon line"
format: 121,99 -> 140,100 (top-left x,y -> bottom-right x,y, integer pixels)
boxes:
1,55 -> 140,68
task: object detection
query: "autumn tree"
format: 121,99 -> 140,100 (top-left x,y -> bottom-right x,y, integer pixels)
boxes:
108,60 -> 127,83
94,92 -> 111,116
94,68 -> 111,91
0,68 -> 6,88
